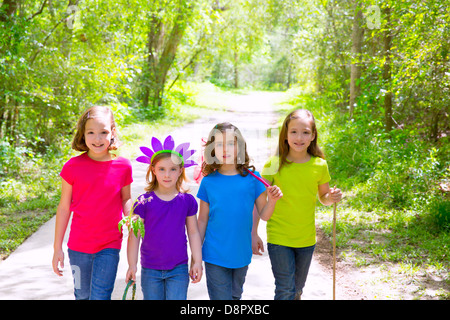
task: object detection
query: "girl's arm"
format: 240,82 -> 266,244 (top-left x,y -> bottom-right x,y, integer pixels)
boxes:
52,178 -> 72,276
255,185 -> 283,221
318,183 -> 342,206
121,184 -> 132,216
251,176 -> 272,255
186,215 -> 203,283
125,222 -> 142,283
197,199 -> 210,242
251,206 -> 264,255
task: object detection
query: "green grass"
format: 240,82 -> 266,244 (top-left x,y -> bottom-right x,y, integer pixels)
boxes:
316,205 -> 450,299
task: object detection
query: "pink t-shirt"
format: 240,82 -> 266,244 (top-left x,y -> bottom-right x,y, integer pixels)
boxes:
60,152 -> 133,254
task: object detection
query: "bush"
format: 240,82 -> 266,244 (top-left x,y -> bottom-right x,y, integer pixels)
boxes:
427,196 -> 450,231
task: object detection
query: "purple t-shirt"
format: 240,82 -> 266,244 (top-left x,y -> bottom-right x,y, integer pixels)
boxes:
133,191 -> 198,270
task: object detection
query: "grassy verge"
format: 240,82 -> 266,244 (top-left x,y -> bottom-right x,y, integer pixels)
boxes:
0,81 -> 229,260
317,206 -> 449,299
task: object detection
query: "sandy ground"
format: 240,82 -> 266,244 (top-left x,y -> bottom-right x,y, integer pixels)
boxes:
0,91 -> 354,300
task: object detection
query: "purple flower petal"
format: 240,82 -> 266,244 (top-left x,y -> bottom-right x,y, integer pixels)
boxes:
163,135 -> 175,150
184,160 -> 197,168
151,137 -> 163,152
181,149 -> 196,160
175,142 -> 190,155
136,156 -> 152,164
140,146 -> 154,158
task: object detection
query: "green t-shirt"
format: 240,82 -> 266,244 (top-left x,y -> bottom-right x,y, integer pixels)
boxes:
261,155 -> 331,248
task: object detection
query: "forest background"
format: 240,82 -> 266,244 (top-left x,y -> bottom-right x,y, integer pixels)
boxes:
0,0 -> 448,299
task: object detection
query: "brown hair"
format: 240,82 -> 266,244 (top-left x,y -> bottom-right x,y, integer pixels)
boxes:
71,106 -> 121,152
145,152 -> 188,193
201,122 -> 255,177
278,109 -> 325,171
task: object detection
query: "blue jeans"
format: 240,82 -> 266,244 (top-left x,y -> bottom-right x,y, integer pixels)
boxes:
204,262 -> 248,300
68,248 -> 120,300
268,243 -> 315,300
141,264 -> 189,300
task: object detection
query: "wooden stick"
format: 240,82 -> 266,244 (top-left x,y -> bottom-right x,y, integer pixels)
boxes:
332,202 -> 337,300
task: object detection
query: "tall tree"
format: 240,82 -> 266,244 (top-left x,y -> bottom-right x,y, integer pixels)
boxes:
142,1 -> 193,111
349,1 -> 364,119
0,0 -> 20,140
382,4 -> 393,132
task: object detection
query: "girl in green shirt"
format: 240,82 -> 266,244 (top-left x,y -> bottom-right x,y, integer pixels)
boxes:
258,109 -> 342,300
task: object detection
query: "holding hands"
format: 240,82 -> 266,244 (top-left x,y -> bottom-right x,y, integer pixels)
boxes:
189,261 -> 203,283
267,185 -> 283,203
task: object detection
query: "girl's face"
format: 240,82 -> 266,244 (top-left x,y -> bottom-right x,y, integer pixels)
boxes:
214,131 -> 237,164
152,157 -> 182,190
286,117 -> 315,154
84,117 -> 114,158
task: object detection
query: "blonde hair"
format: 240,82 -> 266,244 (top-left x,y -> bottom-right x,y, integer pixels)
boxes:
71,106 -> 121,152
145,152 -> 188,193
278,109 -> 325,171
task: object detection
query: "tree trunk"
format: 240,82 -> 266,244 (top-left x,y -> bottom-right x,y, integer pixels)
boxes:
61,0 -> 80,59
286,62 -> 292,89
383,6 -> 393,132
0,0 -> 19,141
0,113 -> 3,139
233,36 -> 239,88
144,5 -> 191,110
0,0 -> 18,22
349,2 -> 364,119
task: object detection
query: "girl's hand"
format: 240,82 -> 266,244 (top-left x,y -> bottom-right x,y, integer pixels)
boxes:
267,185 -> 283,203
190,262 -> 203,283
330,186 -> 342,203
252,233 -> 264,256
125,266 -> 137,284
52,249 -> 65,276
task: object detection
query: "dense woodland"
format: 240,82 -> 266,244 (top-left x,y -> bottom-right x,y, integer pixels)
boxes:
0,0 -> 449,290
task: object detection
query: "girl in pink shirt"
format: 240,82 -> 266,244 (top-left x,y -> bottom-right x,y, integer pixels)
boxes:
52,106 -> 133,300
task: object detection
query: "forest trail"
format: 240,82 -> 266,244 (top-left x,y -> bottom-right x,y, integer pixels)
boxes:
0,91 -> 358,300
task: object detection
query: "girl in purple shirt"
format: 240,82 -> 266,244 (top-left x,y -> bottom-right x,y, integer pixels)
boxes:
125,136 -> 202,300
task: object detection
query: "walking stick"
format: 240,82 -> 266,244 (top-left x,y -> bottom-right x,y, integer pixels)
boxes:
332,202 -> 337,300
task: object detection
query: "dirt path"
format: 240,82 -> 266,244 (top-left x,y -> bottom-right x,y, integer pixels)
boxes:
121,90 -> 360,300
0,91 -> 362,300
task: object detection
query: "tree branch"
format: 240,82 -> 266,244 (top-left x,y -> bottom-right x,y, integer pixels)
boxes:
27,0 -> 48,21
29,17 -> 64,65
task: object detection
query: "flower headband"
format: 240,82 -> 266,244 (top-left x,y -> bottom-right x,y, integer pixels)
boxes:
136,135 -> 197,168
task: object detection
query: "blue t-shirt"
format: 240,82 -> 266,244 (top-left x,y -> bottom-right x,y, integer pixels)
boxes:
197,171 -> 266,268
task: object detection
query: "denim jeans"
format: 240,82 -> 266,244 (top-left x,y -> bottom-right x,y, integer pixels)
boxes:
204,262 -> 248,300
268,243 -> 315,300
141,264 -> 189,300
68,248 -> 120,300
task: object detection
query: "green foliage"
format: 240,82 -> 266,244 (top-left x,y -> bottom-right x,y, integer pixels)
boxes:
285,85 -> 449,229
426,195 -> 450,231
0,0 -> 448,298
118,214 -> 145,239
118,198 -> 146,239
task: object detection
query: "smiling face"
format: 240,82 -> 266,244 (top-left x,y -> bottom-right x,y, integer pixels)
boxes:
151,156 -> 183,190
286,116 -> 315,154
84,117 -> 115,159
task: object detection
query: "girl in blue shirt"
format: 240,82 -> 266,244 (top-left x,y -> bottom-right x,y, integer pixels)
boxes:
197,122 -> 282,300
